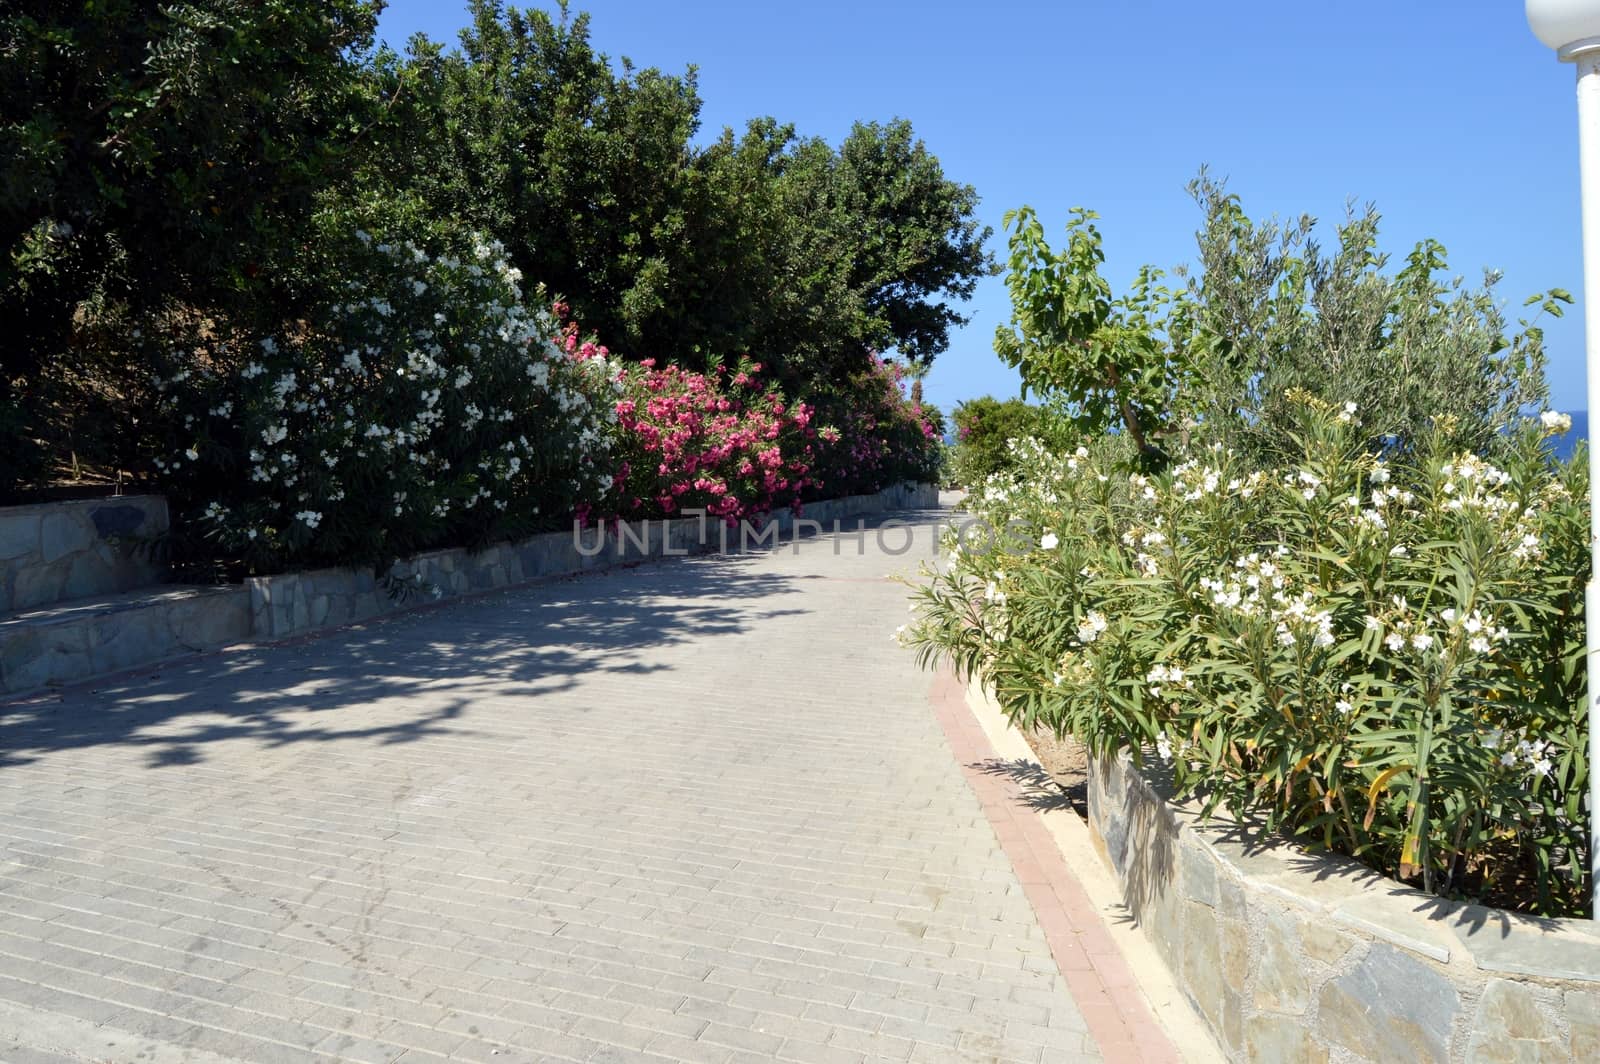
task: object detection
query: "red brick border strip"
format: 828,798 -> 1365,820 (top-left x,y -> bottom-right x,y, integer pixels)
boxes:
927,665 -> 1182,1064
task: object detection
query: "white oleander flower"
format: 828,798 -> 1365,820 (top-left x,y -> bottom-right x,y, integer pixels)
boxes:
1540,410 -> 1572,434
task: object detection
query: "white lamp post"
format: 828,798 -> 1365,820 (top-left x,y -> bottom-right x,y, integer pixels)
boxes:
1526,0 -> 1600,918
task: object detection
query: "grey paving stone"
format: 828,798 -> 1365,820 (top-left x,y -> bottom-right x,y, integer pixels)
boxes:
0,503 -> 1097,1062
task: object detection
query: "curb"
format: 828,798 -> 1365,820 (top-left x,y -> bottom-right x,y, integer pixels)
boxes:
926,664 -> 1215,1064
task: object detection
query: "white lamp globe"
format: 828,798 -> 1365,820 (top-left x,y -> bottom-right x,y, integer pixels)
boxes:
1527,0 -> 1600,56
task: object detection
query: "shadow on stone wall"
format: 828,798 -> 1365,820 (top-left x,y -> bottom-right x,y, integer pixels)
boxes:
1098,754 -> 1180,920
1083,751 -> 1600,1062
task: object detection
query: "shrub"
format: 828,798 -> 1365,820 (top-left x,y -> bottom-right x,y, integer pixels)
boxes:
948,396 -> 1054,488
3,3 -> 988,501
993,176 -> 1569,469
903,397 -> 1590,915
602,357 -> 814,524
137,228 -> 618,575
807,355 -> 943,498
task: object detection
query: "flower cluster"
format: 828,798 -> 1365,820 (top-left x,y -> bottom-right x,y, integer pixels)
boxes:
807,354 -> 943,497
1368,598 -> 1511,660
1146,663 -> 1190,699
1484,730 -> 1558,779
141,229 -> 619,571
1200,552 -> 1335,648
602,358 -> 813,523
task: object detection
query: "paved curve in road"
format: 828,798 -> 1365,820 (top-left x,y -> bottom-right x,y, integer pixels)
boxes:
0,505 -> 1106,1063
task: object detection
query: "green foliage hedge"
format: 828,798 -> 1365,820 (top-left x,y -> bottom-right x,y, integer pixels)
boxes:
916,180 -> 1590,915
907,403 -> 1590,915
948,396 -> 1055,488
2,0 -> 988,509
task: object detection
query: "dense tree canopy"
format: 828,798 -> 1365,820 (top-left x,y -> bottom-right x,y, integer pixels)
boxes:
0,0 -> 992,499
2,0 -> 383,490
360,2 -> 995,389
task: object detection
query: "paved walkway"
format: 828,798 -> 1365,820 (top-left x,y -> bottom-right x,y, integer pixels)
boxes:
0,506 -> 1134,1063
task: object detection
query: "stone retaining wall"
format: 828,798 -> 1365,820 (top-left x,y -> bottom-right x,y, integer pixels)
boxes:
249,482 -> 939,639
0,495 -> 167,612
1086,752 -> 1600,1062
0,587 -> 249,694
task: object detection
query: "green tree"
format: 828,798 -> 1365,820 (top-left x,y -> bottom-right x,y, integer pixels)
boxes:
993,174 -> 1568,468
1,0 -> 382,498
993,205 -> 1181,465
754,120 -> 995,389
363,13 -> 995,393
359,0 -> 701,355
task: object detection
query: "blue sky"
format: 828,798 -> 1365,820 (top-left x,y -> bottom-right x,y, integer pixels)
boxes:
375,0 -> 1589,418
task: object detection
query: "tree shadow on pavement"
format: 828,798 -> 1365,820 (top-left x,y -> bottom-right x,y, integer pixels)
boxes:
973,757 -> 1084,815
0,550 -> 814,770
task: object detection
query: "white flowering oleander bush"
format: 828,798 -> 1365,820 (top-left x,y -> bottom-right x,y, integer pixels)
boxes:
138,229 -> 620,574
903,395 -> 1591,915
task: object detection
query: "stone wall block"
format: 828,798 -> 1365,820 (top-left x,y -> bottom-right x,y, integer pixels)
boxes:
1181,836 -> 1220,909
351,592 -> 381,623
1464,979 -> 1564,1064
39,511 -> 94,564
1299,917 -> 1358,967
1,629 -> 45,690
89,608 -> 170,674
0,513 -> 40,560
63,553 -> 116,601
1254,907 -> 1312,1015
1567,990 -> 1599,1062
166,590 -> 250,648
1181,901 -> 1224,1028
1317,943 -> 1458,1064
1142,867 -> 1184,971
12,564 -> 68,612
1245,1014 -> 1329,1064
1450,906 -> 1600,984
8,627 -> 94,691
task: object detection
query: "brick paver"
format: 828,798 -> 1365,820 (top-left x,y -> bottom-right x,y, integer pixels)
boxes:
0,507 -> 1109,1063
